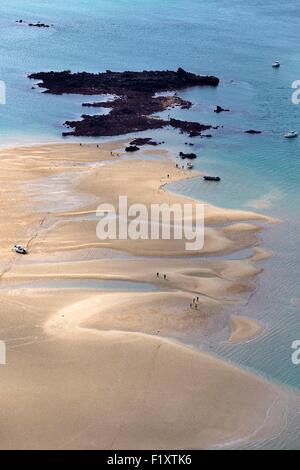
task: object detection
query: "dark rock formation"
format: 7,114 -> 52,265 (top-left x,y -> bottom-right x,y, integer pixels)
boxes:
204,176 -> 221,181
214,105 -> 229,113
179,152 -> 197,160
16,20 -> 52,28
189,131 -> 201,138
29,68 -> 219,95
29,68 -> 219,137
245,129 -> 262,134
62,114 -> 166,137
82,95 -> 192,121
169,118 -> 213,135
62,106 -> 214,139
125,146 -> 140,152
130,138 -> 159,146
29,23 -> 50,28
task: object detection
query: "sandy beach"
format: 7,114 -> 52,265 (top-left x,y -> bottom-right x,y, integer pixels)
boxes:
0,141 -> 295,449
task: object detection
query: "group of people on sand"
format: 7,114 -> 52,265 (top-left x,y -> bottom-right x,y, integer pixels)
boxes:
80,143 -> 101,147
190,297 -> 200,310
156,272 -> 200,310
156,272 -> 167,280
79,143 -> 122,157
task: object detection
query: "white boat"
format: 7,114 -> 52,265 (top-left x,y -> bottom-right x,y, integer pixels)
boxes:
284,131 -> 298,139
14,244 -> 28,255
272,61 -> 280,68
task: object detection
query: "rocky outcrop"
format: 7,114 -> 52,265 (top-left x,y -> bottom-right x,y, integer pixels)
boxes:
16,20 -> 52,27
130,138 -> 159,146
169,118 -> 214,135
29,68 -> 219,138
179,152 -> 197,160
63,114 -> 166,137
204,176 -> 221,181
214,105 -> 229,113
125,146 -> 140,152
245,129 -> 262,134
29,68 -> 219,95
29,23 -> 50,28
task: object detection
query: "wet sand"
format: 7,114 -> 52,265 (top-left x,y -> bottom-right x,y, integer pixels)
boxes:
229,315 -> 263,343
0,141 -> 295,449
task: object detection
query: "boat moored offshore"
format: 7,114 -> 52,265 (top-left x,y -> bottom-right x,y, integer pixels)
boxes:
284,131 -> 298,139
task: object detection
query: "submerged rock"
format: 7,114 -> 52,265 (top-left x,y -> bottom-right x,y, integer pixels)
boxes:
28,23 -> 50,28
245,129 -> 262,134
214,105 -> 230,113
179,152 -> 197,160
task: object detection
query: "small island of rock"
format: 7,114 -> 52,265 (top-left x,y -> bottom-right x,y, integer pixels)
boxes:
29,68 -> 219,137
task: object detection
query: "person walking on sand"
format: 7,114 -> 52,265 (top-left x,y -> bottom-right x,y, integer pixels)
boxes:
156,272 -> 159,278
164,274 -> 167,280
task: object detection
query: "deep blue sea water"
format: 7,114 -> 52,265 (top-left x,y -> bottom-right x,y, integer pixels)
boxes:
0,0 -> 300,447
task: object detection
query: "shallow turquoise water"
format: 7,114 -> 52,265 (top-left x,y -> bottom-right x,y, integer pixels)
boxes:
0,0 -> 300,447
